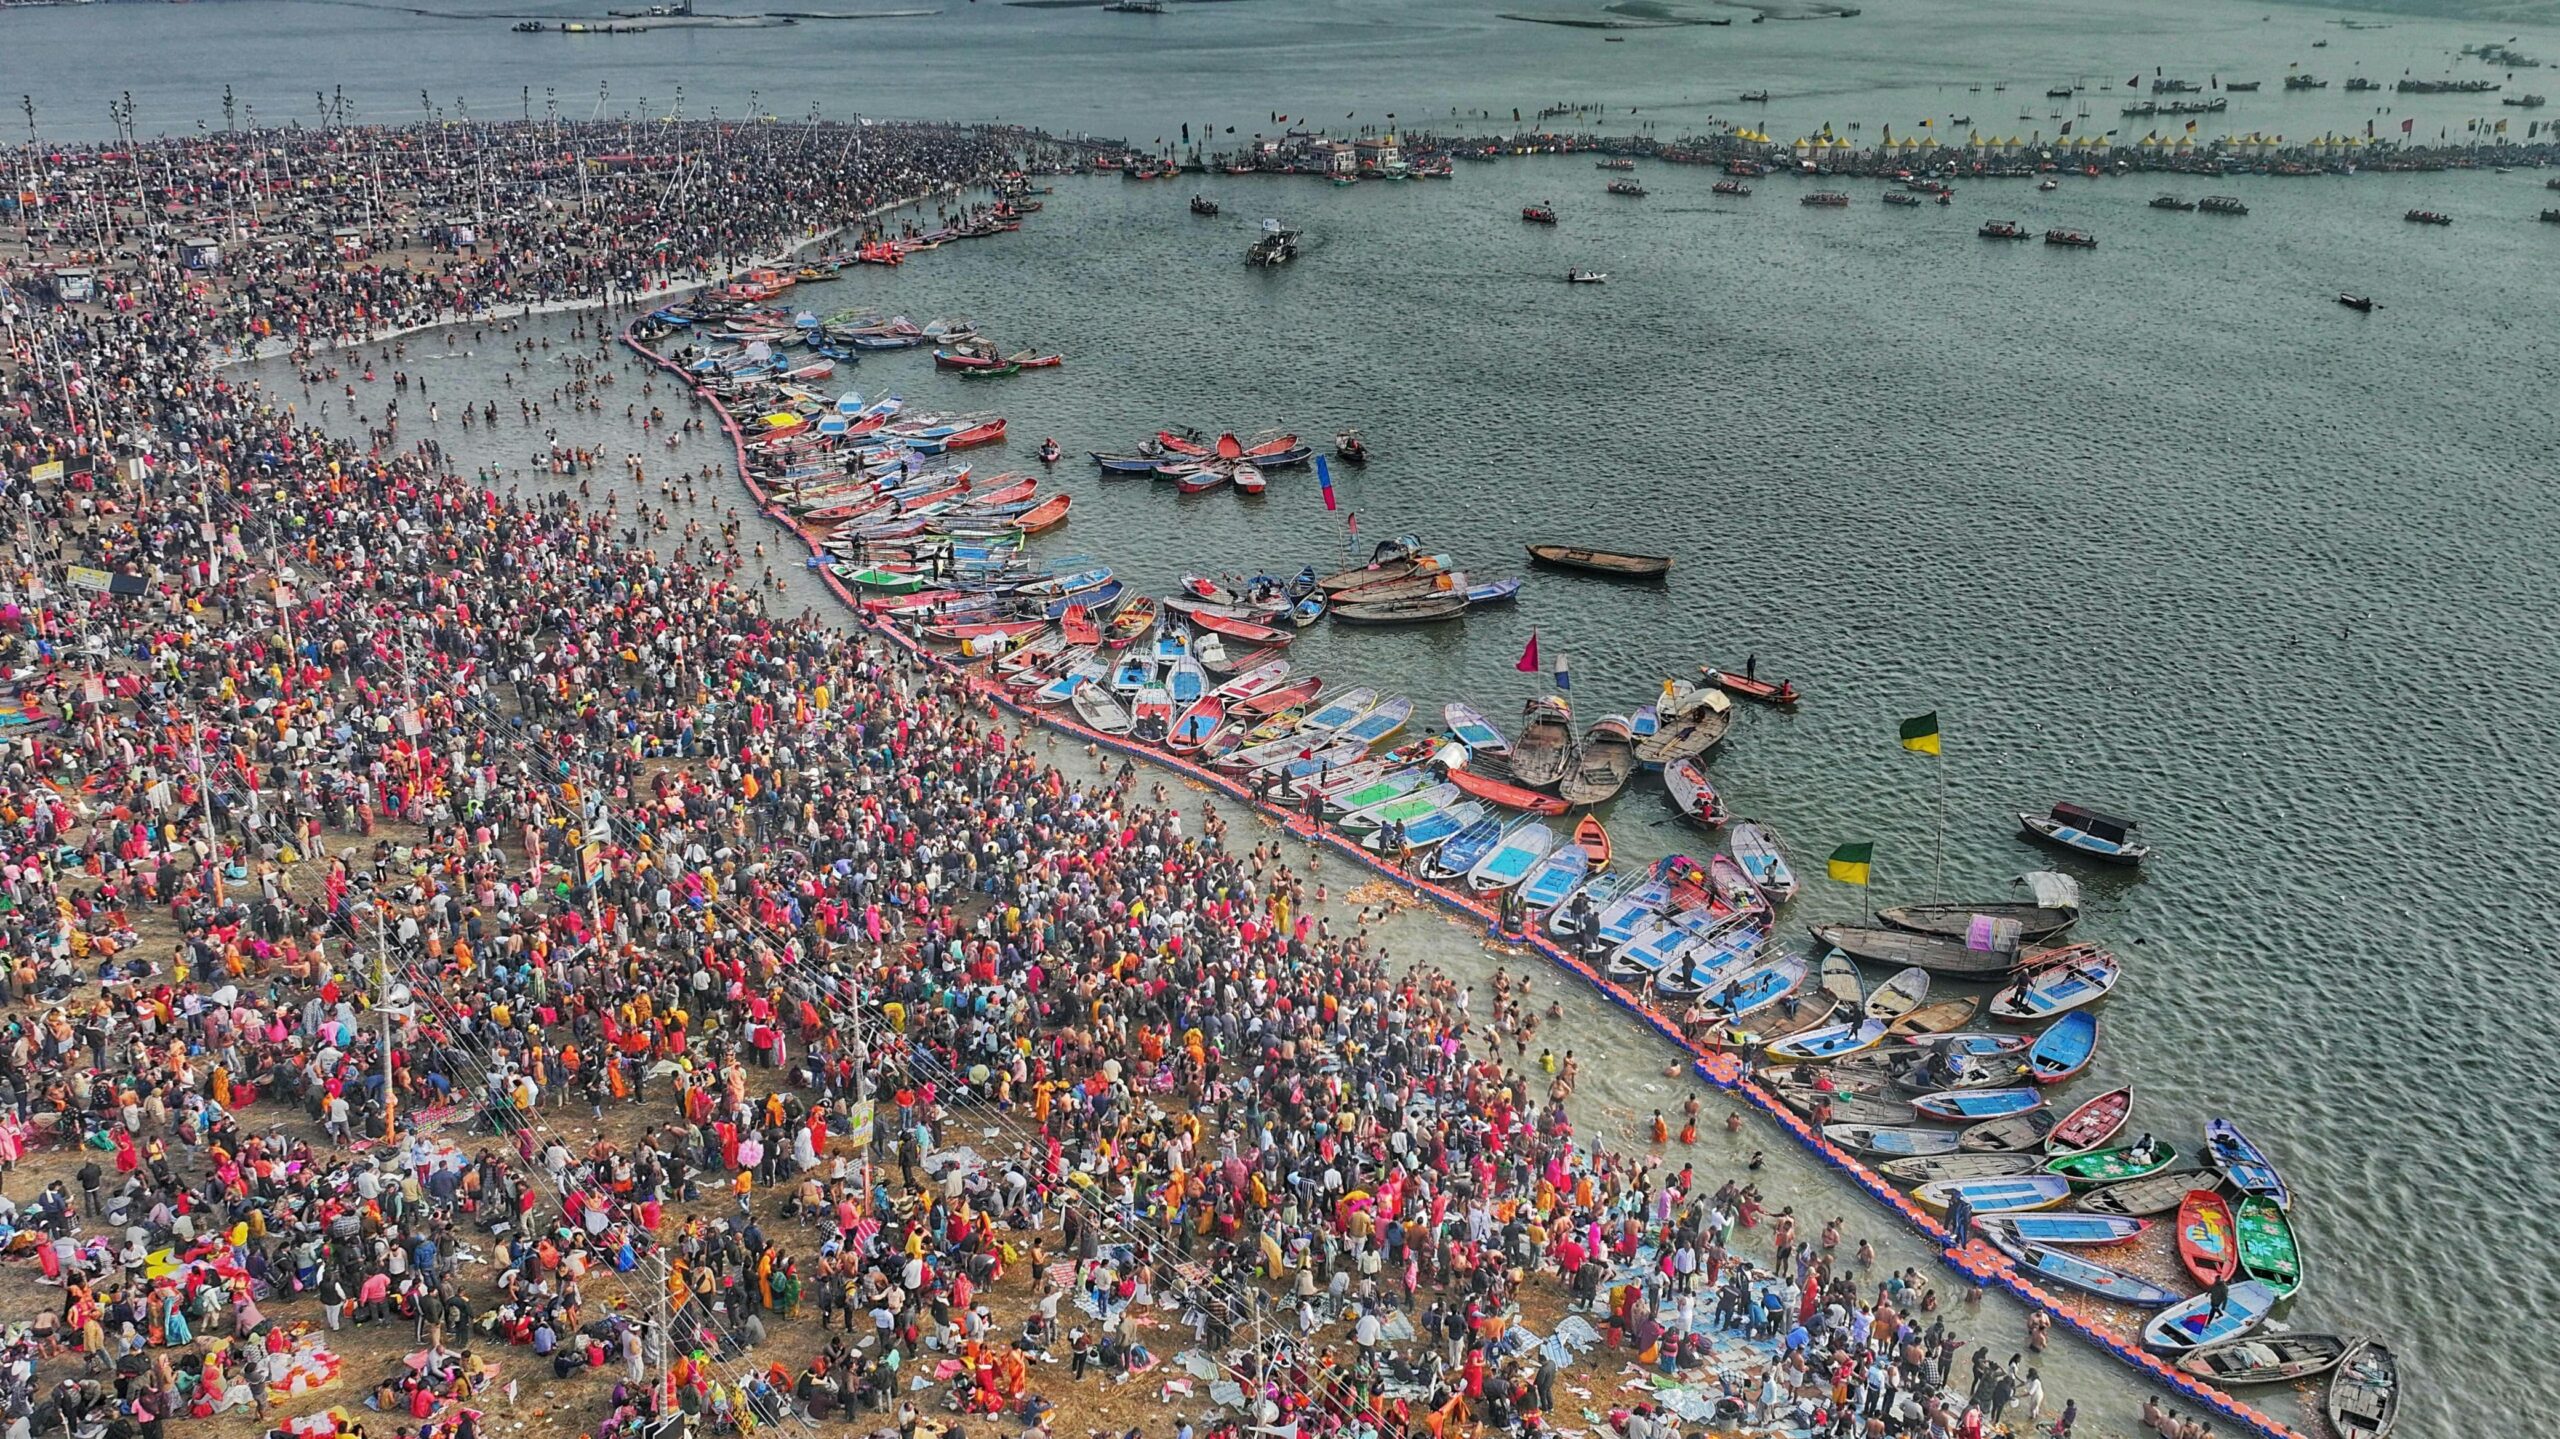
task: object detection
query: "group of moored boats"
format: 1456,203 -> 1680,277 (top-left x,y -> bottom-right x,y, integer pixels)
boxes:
1750,857 -> 2392,1431
1087,427 -> 1321,497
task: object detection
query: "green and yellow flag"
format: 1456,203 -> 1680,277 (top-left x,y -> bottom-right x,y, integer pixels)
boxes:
1828,842 -> 1875,886
1898,713 -> 1941,755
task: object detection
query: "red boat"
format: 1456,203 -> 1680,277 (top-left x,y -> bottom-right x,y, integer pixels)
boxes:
1011,494 -> 1071,534
1522,205 -> 1558,224
1576,815 -> 1612,871
1188,609 -> 1292,647
1231,677 -> 1323,720
1447,764 -> 1570,815
2178,1190 -> 2240,1287
2047,1085 -> 2131,1155
1061,604 -> 1101,647
942,419 -> 1008,451
1241,433 -> 1299,459
1701,666 -> 1801,707
1175,467 -> 1232,496
1157,430 -> 1209,457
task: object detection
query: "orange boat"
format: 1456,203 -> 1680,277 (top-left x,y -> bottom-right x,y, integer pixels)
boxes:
1011,494 -> 1071,534
1447,765 -> 1569,816
1700,665 -> 1802,707
1575,815 -> 1612,871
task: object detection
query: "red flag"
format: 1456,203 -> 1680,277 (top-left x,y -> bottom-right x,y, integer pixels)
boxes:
1515,632 -> 1541,674
1346,512 -> 1358,536
2401,117 -> 2415,134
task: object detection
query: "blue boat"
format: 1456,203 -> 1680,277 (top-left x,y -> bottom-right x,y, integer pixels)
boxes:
1468,821 -> 1556,891
2018,802 -> 2154,864
1443,701 -> 1509,755
1911,1087 -> 2045,1122
1091,452 -> 1164,474
1999,1241 -> 2185,1308
1518,846 -> 1592,911
1695,952 -> 1806,1019
1428,813 -> 1510,879
1363,799 -> 1489,853
1465,578 -> 1523,606
1912,1174 -> 2072,1214
2142,1280 -> 2279,1352
2028,1011 -> 2100,1083
2204,1119 -> 2291,1209
1990,1212 -> 2148,1247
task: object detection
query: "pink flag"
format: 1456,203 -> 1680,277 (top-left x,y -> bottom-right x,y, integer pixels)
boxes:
1515,631 -> 1541,674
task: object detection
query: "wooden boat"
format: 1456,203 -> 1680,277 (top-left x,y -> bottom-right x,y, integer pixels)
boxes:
1899,1030 -> 2029,1057
1663,757 -> 1722,826
1912,1174 -> 2071,1214
2002,1242 -> 2186,1309
1886,997 -> 1979,1037
2178,1333 -> 2352,1386
2234,1195 -> 2302,1299
2049,1140 -> 2179,1188
2080,1168 -> 2213,1217
1809,924 -> 2021,978
1893,1051 -> 2030,1093
1319,551 -> 1452,595
2045,1085 -> 2132,1155
1773,1084 -> 1915,1127
1988,946 -> 2121,1020
1574,815 -> 1612,870
1070,678 -> 1132,734
1879,879 -> 2078,941
1103,595 -> 1158,649
1911,1087 -> 2043,1122
1984,1212 -> 2147,1247
1700,665 -> 1800,707
1877,1153 -> 2045,1183
1823,1123 -> 1961,1158
2143,1280 -> 2278,1353
2327,1340 -> 2400,1439
2018,802 -> 2153,864
2178,1188 -> 2241,1286
1510,696 -> 1576,790
1446,764 -> 1571,815
1189,609 -> 1293,647
1957,1111 -> 2060,1153
1332,595 -> 1468,625
1524,544 -> 1671,580
1728,821 -> 1797,901
2204,1119 -> 2292,1209
2026,1011 -> 2099,1083
1557,715 -> 1639,806
1293,686 -> 1381,738
1863,967 -> 1931,1024
1631,686 -> 1733,767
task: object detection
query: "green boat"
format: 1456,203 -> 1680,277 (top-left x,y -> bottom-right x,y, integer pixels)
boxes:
837,565 -> 926,593
2045,1140 -> 2179,1186
1326,770 -> 1431,817
2235,1194 -> 2302,1299
1339,782 -> 1461,835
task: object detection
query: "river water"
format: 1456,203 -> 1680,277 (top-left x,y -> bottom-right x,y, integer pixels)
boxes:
28,0 -> 2560,1434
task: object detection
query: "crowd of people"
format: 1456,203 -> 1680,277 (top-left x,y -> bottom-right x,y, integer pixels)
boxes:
0,119 -> 2098,1439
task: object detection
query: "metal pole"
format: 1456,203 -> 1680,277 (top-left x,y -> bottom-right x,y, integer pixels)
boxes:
375,906 -> 400,1142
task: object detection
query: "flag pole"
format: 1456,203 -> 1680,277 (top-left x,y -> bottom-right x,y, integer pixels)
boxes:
1932,748 -> 1947,902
